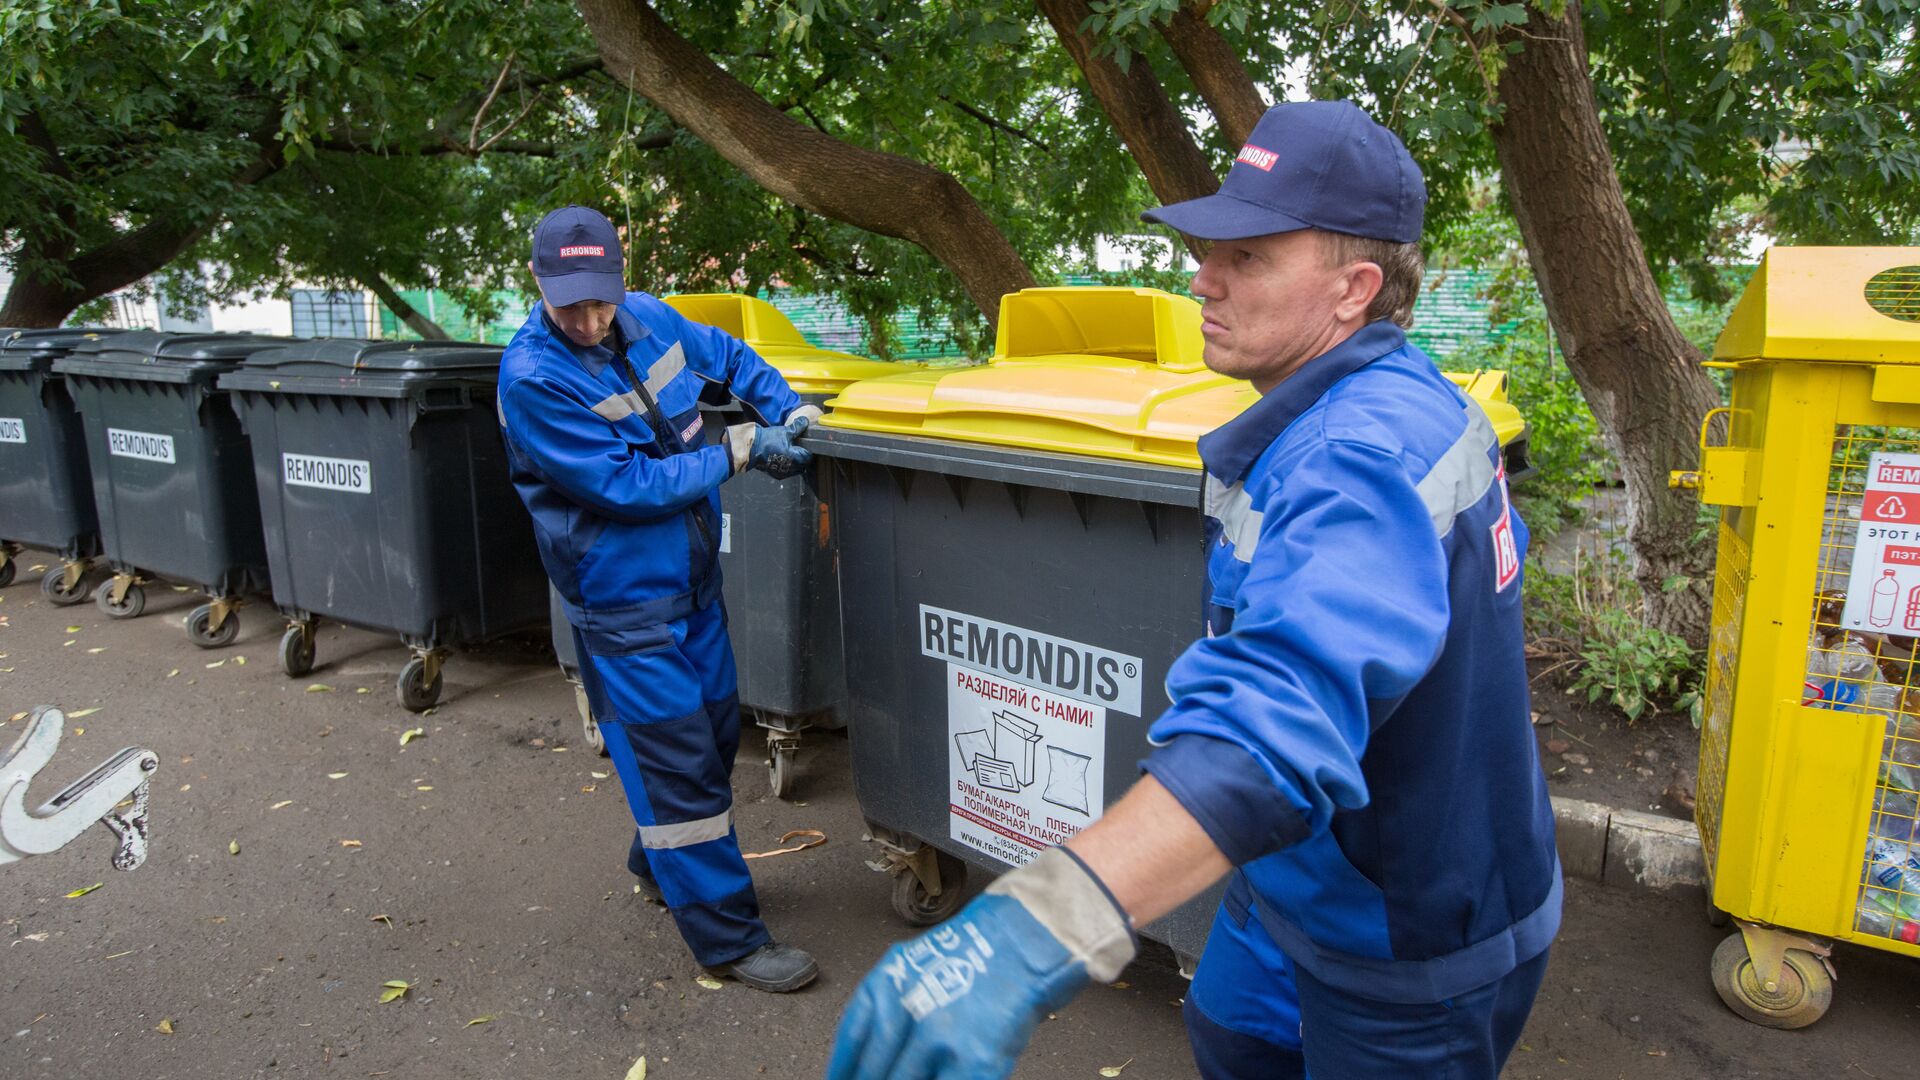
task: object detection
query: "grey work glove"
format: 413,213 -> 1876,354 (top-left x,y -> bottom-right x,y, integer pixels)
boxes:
725,413 -> 814,480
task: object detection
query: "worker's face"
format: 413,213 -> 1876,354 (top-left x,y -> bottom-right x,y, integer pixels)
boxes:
532,263 -> 618,348
1189,230 -> 1381,393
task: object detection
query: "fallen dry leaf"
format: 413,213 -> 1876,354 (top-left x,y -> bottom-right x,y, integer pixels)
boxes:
624,1057 -> 648,1080
227,840 -> 241,856
693,974 -> 725,991
306,683 -> 334,693
465,1015 -> 495,1027
340,839 -> 363,848
155,1019 -> 175,1035
7,711 -> 26,723
270,800 -> 294,810
591,771 -> 609,780
743,829 -> 828,861
166,669 -> 180,678
378,979 -> 413,1004
356,687 -> 370,694
86,647 -> 105,654
326,772 -> 349,780
1099,1059 -> 1134,1077
232,656 -> 246,666
22,932 -> 49,942
370,914 -> 393,928
64,625 -> 81,633
65,883 -> 103,898
205,659 -> 226,668
416,785 -> 433,791
1544,738 -> 1570,755
399,727 -> 424,745
68,707 -> 99,718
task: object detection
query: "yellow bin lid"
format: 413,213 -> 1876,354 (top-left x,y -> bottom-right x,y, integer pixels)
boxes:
1715,247 -> 1920,363
662,293 -> 913,395
825,286 -> 1526,470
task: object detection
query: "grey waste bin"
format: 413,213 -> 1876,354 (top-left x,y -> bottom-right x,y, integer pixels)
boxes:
54,331 -> 289,642
219,339 -> 548,711
0,328 -> 126,603
810,425 -> 1223,964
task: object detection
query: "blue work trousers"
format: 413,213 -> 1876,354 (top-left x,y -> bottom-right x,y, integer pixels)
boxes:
1185,897 -> 1548,1079
575,601 -> 770,967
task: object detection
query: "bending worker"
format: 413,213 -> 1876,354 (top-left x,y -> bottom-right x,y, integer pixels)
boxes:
500,206 -> 820,993
827,101 -> 1559,1076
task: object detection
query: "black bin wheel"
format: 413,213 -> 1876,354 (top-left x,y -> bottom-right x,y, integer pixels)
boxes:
0,558 -> 15,589
1710,932 -> 1833,1029
892,850 -> 969,927
42,567 -> 88,606
94,580 -> 145,620
186,604 -> 240,649
397,656 -> 443,712
279,624 -> 316,677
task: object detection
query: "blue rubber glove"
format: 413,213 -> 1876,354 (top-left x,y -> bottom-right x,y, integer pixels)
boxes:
725,413 -> 814,480
826,848 -> 1136,1080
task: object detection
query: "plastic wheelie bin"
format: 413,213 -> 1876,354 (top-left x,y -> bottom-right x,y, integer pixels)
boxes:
218,339 -> 549,711
666,294 -> 914,795
1673,247 -> 1920,1029
813,285 -> 1532,961
52,331 -> 289,642
0,328 -> 127,601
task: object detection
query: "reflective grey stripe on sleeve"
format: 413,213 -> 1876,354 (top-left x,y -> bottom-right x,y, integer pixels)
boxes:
1204,475 -> 1264,563
635,808 -> 734,850
1415,404 -> 1499,538
589,392 -> 645,422
644,342 -> 686,397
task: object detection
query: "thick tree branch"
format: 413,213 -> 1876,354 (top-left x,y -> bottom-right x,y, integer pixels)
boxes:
1036,0 -> 1216,259
1156,2 -> 1267,145
361,270 -> 451,340
574,0 -> 1035,324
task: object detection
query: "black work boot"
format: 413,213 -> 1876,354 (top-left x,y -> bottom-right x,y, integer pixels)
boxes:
708,941 -> 819,993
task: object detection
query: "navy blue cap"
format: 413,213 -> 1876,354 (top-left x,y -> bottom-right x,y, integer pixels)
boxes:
531,206 -> 626,307
1141,101 -> 1426,244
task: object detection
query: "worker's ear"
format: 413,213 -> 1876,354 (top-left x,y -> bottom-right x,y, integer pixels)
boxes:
1333,260 -> 1383,325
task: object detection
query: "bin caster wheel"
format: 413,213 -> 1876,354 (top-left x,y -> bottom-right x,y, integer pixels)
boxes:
186,604 -> 240,648
892,850 -> 968,927
0,558 -> 14,589
41,567 -> 88,606
397,656 -> 443,712
1710,931 -> 1833,1029
279,624 -> 316,677
769,746 -> 796,799
576,684 -> 608,756
94,580 -> 145,619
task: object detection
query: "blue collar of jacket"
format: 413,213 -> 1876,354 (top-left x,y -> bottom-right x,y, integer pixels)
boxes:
1197,320 -> 1409,484
539,303 -> 652,376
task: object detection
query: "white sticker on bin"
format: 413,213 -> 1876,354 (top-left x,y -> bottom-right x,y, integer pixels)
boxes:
1842,451 -> 1920,633
919,604 -> 1143,715
282,452 -> 372,494
0,418 -> 23,444
107,428 -> 175,464
947,662 -> 1105,868
720,513 -> 731,554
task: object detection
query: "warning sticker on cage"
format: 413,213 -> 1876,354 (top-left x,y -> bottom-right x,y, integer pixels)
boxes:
1842,452 -> 1920,633
946,662 -> 1104,868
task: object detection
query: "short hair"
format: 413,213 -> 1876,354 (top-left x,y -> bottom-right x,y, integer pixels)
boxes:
1317,231 -> 1424,328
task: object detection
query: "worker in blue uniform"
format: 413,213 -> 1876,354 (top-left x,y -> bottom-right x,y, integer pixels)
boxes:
500,206 -> 821,992
826,101 -> 1560,1076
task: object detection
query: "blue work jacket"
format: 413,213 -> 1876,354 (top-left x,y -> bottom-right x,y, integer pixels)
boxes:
1143,321 -> 1560,1004
497,293 -> 802,652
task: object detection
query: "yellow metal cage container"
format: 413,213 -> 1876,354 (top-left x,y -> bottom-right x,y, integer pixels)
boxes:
1676,247 -> 1920,1029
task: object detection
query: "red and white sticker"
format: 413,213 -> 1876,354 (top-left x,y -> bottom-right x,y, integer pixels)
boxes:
1842,452 -> 1920,632
1491,462 -> 1520,592
557,245 -> 605,258
1235,143 -> 1278,171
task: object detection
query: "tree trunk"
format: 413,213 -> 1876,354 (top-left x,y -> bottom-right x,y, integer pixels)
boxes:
1037,0 -> 1218,259
361,272 -> 451,340
1156,2 -> 1267,146
1489,2 -> 1718,646
0,126 -> 286,329
574,0 -> 1036,325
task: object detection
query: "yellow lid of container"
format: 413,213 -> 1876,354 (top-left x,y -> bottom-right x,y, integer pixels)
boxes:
1715,247 -> 1920,363
662,293 -> 913,395
825,285 -> 1526,469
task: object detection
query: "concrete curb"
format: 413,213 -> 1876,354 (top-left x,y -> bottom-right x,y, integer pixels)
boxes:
1551,796 -> 1707,895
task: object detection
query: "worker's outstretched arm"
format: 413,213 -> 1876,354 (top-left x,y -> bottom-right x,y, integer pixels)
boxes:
502,376 -> 733,524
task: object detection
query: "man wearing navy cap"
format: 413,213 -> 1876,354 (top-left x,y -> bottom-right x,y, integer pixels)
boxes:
825,101 -> 1559,1077
499,206 -> 821,992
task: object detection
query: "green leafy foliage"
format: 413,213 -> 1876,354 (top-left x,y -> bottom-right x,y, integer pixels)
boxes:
1527,540 -> 1703,725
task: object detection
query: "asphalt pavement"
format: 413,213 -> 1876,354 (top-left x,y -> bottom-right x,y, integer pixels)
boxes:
3,576 -> 1916,1079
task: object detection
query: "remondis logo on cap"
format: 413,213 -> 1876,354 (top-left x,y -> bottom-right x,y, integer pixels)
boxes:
558,245 -> 605,258
1235,144 -> 1278,172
